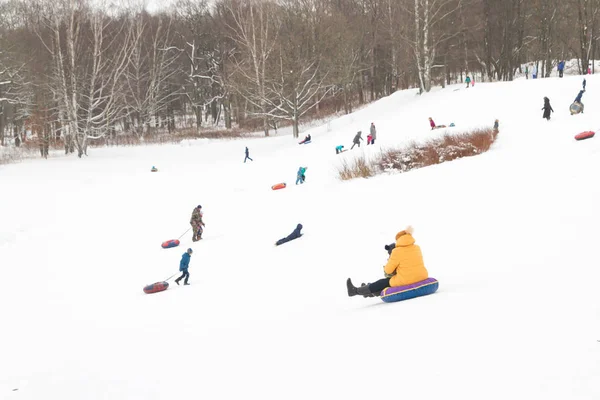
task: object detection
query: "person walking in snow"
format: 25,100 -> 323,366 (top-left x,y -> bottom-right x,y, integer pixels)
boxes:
244,146 -> 253,163
583,78 -> 587,90
351,131 -> 363,149
525,64 -> 529,79
542,97 -> 554,121
190,205 -> 205,242
175,248 -> 193,285
465,75 -> 471,88
275,224 -> 303,246
369,123 -> 377,144
493,119 -> 499,134
532,64 -> 538,79
295,167 -> 307,184
346,226 -> 429,298
557,60 -> 565,78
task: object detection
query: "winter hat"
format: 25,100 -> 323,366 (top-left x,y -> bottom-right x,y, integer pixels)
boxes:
395,225 -> 414,240
197,205 -> 202,209
187,248 -> 193,254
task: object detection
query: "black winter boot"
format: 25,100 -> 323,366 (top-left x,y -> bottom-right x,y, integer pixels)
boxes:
357,284 -> 376,298
346,278 -> 358,297
359,283 -> 375,298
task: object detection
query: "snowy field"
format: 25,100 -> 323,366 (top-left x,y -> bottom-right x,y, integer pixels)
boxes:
1,74 -> 599,400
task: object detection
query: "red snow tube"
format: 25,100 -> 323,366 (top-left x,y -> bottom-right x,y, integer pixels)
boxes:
161,239 -> 180,249
271,183 -> 287,190
575,131 -> 595,141
143,281 -> 169,294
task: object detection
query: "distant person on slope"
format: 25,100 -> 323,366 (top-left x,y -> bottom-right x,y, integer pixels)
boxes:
275,224 -> 303,246
542,97 -> 554,121
244,146 -> 253,163
190,205 -> 205,242
296,167 -> 307,184
493,119 -> 499,134
369,122 -> 377,144
583,78 -> 587,90
571,90 -> 585,114
335,145 -> 345,154
299,134 -> 311,144
558,60 -> 565,78
175,248 -> 193,285
429,117 -> 437,130
351,131 -> 363,149
465,75 -> 471,88
346,226 -> 429,298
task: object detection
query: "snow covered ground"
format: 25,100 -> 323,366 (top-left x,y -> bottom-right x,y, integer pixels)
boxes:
1,73 -> 599,400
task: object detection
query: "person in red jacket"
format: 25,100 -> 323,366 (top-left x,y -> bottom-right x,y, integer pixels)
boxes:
429,117 -> 436,130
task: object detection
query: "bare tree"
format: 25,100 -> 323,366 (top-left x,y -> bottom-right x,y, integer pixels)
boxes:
40,0 -> 133,157
576,0 -> 600,74
263,58 -> 330,138
176,0 -> 234,130
124,12 -> 180,137
405,0 -> 462,92
225,0 -> 280,136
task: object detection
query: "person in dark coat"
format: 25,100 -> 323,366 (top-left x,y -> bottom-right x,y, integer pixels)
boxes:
542,97 -> 554,120
175,248 -> 193,285
574,90 -> 584,104
583,78 -> 586,90
350,131 -> 363,149
244,147 -> 253,163
275,224 -> 303,246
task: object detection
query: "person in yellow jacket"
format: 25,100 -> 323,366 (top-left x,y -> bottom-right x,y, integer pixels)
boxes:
347,226 -> 429,298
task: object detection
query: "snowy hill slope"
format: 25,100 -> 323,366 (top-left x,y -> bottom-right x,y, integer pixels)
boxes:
1,74 -> 599,400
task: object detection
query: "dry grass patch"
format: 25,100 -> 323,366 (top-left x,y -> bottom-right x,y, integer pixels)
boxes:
338,154 -> 375,180
338,127 -> 498,180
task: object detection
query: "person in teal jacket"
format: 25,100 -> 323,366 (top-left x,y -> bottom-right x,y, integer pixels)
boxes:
296,167 -> 307,184
175,248 -> 193,285
335,145 -> 345,154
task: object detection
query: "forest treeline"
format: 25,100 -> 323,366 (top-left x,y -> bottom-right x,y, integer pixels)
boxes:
0,0 -> 598,157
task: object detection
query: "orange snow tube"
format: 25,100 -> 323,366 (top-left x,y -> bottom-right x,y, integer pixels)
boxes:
271,183 -> 287,190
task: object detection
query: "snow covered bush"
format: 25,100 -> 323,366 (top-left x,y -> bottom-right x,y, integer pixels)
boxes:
375,128 -> 498,175
338,128 -> 498,180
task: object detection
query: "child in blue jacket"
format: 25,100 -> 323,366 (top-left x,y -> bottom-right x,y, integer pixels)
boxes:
175,248 -> 193,285
296,167 -> 307,184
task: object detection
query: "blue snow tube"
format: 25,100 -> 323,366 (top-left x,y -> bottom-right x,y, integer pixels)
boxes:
380,277 -> 439,303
